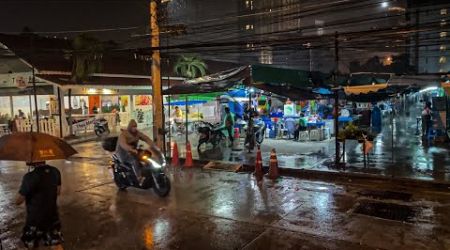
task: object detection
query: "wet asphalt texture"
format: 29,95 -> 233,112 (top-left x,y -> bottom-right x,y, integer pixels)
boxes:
0,141 -> 450,249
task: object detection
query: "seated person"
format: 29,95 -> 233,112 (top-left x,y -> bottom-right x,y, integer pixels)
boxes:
294,114 -> 308,140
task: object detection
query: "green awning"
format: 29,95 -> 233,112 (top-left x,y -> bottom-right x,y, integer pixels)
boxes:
251,65 -> 313,87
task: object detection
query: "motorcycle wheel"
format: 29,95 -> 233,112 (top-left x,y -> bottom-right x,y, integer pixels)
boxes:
94,128 -> 103,137
197,141 -> 208,153
256,131 -> 265,144
153,175 -> 171,197
113,171 -> 128,190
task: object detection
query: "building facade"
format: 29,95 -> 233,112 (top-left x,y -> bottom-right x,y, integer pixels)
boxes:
407,0 -> 450,74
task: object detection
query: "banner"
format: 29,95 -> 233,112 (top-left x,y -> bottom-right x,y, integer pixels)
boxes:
72,117 -> 96,132
15,76 -> 28,89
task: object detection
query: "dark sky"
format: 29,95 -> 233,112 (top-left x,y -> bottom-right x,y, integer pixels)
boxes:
0,0 -> 149,40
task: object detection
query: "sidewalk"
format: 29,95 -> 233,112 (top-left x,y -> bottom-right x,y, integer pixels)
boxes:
169,104 -> 450,183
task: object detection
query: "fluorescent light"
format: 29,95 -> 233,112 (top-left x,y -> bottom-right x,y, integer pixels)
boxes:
381,2 -> 389,8
419,86 -> 438,93
102,89 -> 114,94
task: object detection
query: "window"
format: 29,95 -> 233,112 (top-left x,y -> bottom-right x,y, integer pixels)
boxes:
439,56 -> 447,64
441,45 -> 447,51
441,9 -> 447,15
441,19 -> 447,26
245,0 -> 253,10
260,48 -> 273,64
441,32 -> 447,38
317,27 -> 324,36
245,24 -> 254,30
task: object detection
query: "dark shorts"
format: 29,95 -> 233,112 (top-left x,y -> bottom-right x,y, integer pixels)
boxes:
21,222 -> 63,248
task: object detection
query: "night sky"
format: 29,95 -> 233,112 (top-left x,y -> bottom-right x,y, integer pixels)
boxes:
0,0 -> 149,40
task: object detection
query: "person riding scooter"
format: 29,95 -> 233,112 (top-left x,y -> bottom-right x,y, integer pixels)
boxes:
115,119 -> 158,182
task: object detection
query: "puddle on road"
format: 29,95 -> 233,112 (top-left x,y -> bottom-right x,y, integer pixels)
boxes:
357,190 -> 413,202
353,201 -> 417,223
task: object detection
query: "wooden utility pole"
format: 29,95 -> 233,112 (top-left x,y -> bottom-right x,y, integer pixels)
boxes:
334,32 -> 340,166
150,0 -> 165,150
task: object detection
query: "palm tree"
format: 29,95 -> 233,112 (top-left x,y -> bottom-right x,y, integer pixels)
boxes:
174,55 -> 207,79
71,33 -> 104,83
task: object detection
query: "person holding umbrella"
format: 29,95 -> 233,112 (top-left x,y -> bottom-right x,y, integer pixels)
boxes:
16,161 -> 63,249
0,132 -> 77,249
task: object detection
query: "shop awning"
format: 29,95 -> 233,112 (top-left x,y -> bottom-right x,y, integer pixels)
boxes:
37,74 -> 158,89
251,82 -> 318,100
345,90 -> 395,102
252,65 -> 313,87
163,66 -> 250,95
0,86 -> 54,96
388,75 -> 442,87
348,74 -> 390,86
344,83 -> 388,95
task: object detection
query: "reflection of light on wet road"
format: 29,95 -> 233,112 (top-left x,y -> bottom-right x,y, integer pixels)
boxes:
144,225 -> 154,249
313,192 -> 331,219
153,219 -> 170,240
316,186 -> 329,191
213,189 -> 234,216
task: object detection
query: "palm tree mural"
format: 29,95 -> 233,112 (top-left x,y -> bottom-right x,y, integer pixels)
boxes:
71,33 -> 104,83
174,55 -> 207,79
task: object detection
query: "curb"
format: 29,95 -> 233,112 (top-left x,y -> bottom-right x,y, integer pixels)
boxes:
66,137 -> 100,145
172,157 -> 450,191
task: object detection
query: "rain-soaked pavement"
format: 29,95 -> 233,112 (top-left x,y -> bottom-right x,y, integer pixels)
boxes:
1,142 -> 450,249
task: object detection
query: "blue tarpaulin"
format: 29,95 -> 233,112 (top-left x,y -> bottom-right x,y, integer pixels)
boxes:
313,88 -> 333,95
227,89 -> 248,98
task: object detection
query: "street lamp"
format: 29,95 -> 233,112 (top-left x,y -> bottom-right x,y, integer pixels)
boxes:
381,2 -> 389,8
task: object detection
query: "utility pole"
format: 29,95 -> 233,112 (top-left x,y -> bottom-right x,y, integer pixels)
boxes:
32,67 -> 39,133
334,32 -> 340,167
150,0 -> 165,151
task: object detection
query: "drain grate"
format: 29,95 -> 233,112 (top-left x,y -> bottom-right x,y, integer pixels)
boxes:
353,201 -> 417,222
203,161 -> 242,172
357,190 -> 412,202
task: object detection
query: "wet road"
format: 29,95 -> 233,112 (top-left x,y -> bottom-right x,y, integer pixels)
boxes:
1,143 -> 450,249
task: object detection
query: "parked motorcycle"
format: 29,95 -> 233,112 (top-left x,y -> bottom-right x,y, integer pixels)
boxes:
101,137 -> 171,197
244,118 -> 266,146
197,121 -> 227,153
94,118 -> 110,137
254,119 -> 266,144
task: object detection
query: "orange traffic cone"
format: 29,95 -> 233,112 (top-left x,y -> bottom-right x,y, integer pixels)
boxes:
171,142 -> 180,167
267,148 -> 279,180
254,146 -> 263,181
184,141 -> 193,168
232,127 -> 242,151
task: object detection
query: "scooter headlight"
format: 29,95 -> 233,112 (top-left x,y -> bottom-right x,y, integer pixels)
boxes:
148,158 -> 162,169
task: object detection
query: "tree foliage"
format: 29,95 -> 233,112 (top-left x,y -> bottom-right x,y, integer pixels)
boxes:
349,54 -> 417,74
174,55 -> 207,79
71,33 -> 104,83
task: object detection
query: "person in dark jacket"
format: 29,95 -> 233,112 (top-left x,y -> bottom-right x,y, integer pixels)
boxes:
16,162 -> 63,249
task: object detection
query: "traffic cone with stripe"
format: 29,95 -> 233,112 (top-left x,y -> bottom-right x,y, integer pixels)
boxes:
254,146 -> 263,182
171,142 -> 180,167
184,141 -> 193,168
267,148 -> 279,180
232,127 -> 242,151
